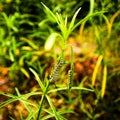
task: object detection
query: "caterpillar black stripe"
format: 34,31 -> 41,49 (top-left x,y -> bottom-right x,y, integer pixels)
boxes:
50,59 -> 65,83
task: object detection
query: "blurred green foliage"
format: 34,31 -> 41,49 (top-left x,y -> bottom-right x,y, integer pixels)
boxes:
0,0 -> 120,119
0,0 -> 119,90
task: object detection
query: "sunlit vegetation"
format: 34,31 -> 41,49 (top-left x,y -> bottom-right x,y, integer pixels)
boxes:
0,0 -> 120,120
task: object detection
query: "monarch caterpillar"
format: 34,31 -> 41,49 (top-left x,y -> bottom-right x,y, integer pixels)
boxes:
68,69 -> 73,90
50,59 -> 65,83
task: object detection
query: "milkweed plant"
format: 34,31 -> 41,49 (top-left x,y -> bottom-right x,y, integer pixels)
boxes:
0,2 -> 104,120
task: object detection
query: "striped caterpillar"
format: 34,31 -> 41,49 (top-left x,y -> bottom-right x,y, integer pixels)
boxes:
50,59 -> 65,83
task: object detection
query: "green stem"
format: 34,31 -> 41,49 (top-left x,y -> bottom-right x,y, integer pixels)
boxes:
68,89 -> 72,103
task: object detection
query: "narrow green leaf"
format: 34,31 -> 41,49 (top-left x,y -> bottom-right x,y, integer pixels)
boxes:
73,11 -> 105,32
26,110 -> 38,120
15,88 -> 31,112
0,98 -> 18,108
9,49 -> 14,62
56,13 -> 67,40
9,116 -> 15,120
20,37 -> 38,50
41,2 -> 58,23
89,0 -> 94,14
20,113 -> 24,120
68,7 -> 81,31
0,91 -> 41,108
42,108 -> 73,120
29,68 -> 45,90
65,16 -> 68,28
20,67 -> 30,79
46,95 -> 60,120
48,86 -> 94,93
